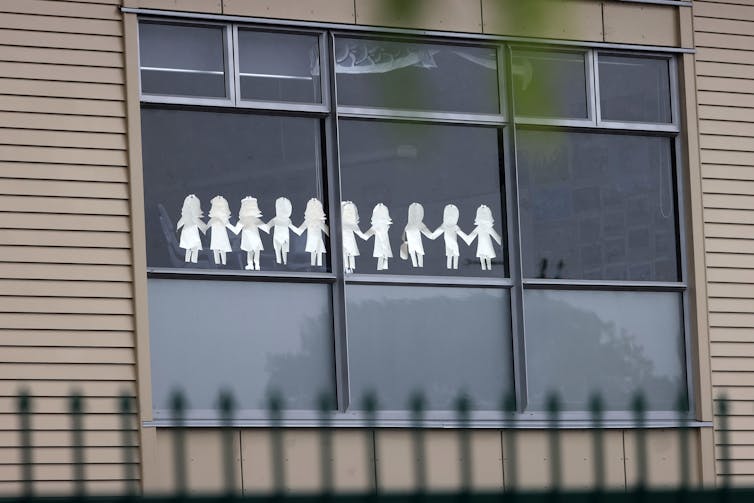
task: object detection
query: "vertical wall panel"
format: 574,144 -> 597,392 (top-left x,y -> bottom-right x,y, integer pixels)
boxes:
694,0 -> 754,486
0,0 -> 136,495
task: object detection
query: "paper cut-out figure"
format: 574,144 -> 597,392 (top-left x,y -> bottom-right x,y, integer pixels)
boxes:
429,204 -> 469,270
176,194 -> 207,264
361,203 -> 393,271
298,198 -> 329,267
233,196 -> 269,271
399,202 -> 434,268
207,195 -> 235,266
267,197 -> 303,265
463,205 -> 502,271
341,201 -> 366,272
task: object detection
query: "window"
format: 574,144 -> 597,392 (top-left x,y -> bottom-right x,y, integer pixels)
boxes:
139,19 -> 689,424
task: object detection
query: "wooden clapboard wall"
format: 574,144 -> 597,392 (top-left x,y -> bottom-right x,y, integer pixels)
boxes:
0,0 -> 137,494
694,0 -> 754,487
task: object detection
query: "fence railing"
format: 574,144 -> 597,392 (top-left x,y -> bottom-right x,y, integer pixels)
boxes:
7,389 -> 745,501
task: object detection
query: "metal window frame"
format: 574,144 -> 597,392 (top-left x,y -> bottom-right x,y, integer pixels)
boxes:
594,50 -> 680,132
330,31 -> 507,123
138,18 -> 236,107
232,25 -> 330,113
135,13 -> 698,427
510,45 -> 596,127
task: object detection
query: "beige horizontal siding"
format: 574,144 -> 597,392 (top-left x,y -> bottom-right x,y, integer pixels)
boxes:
694,0 -> 754,484
0,0 -> 137,495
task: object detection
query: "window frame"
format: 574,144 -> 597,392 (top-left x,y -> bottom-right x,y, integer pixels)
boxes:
136,16 -> 699,428
594,50 -> 680,132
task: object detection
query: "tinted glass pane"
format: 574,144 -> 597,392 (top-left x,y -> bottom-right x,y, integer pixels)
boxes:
524,289 -> 686,412
339,120 -> 506,277
599,55 -> 672,123
239,30 -> 321,103
149,279 -> 334,416
347,285 -> 513,410
139,23 -> 226,98
335,38 -> 499,114
141,108 -> 327,273
517,131 -> 678,281
512,50 -> 588,119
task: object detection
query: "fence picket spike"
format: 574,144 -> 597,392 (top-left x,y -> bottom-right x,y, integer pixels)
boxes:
120,393 -> 137,495
71,392 -> 85,496
18,390 -> 33,498
410,392 -> 427,493
170,390 -> 187,495
219,391 -> 236,495
547,393 -> 561,493
456,393 -> 472,494
632,393 -> 647,491
268,391 -> 285,495
590,393 -> 605,493
362,392 -> 379,495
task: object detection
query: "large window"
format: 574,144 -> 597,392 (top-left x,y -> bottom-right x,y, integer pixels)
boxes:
139,19 -> 689,424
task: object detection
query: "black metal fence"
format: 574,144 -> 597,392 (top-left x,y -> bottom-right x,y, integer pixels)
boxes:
8,390 -> 747,502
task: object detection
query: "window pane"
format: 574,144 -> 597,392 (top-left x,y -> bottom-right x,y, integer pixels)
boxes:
599,55 -> 672,123
347,285 -> 513,410
524,289 -> 686,412
339,120 -> 506,277
141,108 -> 327,273
149,279 -> 334,416
335,38 -> 499,114
517,131 -> 678,281
512,49 -> 588,119
238,30 -> 322,103
139,23 -> 227,98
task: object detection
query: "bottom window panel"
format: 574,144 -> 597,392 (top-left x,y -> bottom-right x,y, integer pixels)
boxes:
148,278 -> 335,417
523,289 -> 687,412
346,284 -> 513,411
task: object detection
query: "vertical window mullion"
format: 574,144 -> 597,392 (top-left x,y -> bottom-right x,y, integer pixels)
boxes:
589,49 -> 601,126
229,24 -> 240,106
503,44 -> 528,412
324,31 -> 351,412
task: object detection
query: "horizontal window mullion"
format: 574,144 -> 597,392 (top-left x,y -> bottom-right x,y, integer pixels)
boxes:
140,94 -> 235,107
346,273 -> 512,288
147,268 -> 337,283
337,106 -> 506,126
523,278 -> 686,291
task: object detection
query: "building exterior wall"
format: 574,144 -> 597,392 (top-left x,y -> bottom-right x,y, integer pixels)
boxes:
693,0 -> 754,486
0,0 -> 135,495
0,0 -> 734,495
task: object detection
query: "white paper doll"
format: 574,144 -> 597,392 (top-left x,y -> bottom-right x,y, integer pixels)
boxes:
233,196 -> 269,271
428,204 -> 469,270
266,197 -> 303,265
463,204 -> 502,271
361,203 -> 393,271
341,201 -> 366,272
298,198 -> 329,267
176,194 -> 207,264
207,196 -> 235,266
399,202 -> 434,268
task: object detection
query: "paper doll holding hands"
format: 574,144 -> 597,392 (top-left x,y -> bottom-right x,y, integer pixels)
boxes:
400,202 -> 435,268
207,195 -> 235,266
267,197 -> 303,265
341,201 -> 366,272
429,203 -> 469,270
176,194 -> 208,264
298,198 -> 329,267
361,203 -> 393,271
233,196 -> 269,270
463,204 -> 502,271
